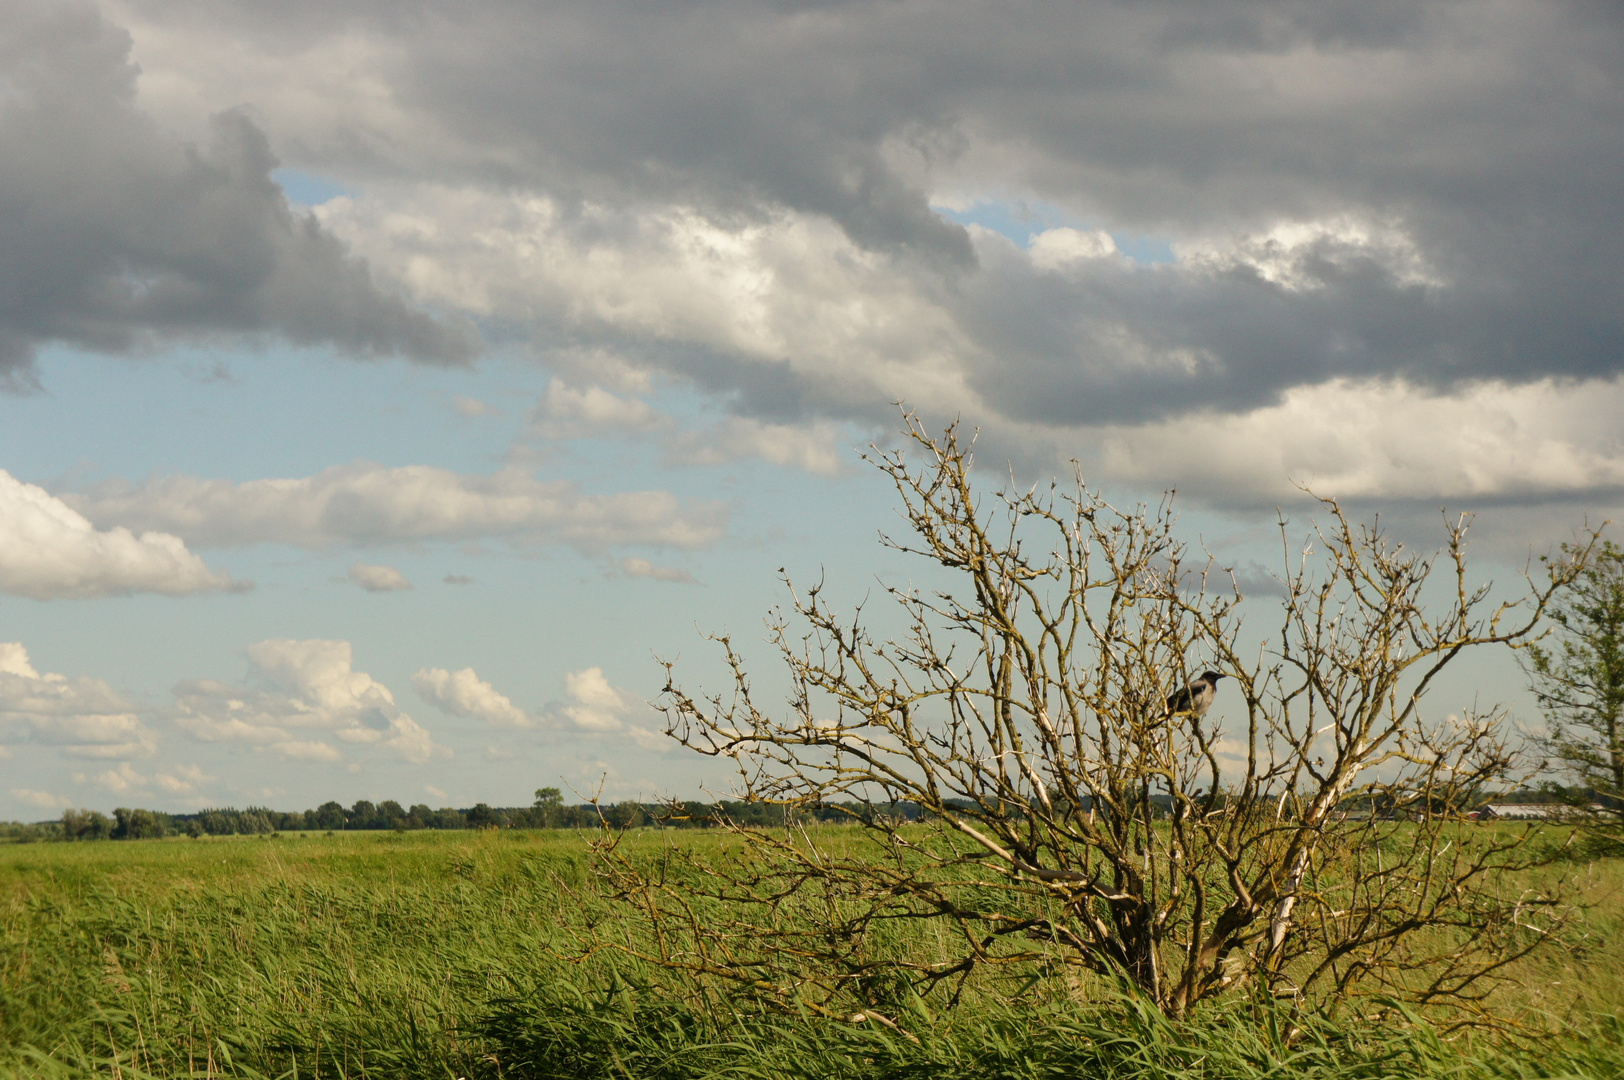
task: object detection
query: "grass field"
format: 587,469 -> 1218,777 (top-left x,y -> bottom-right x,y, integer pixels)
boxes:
2,827 -> 1622,1079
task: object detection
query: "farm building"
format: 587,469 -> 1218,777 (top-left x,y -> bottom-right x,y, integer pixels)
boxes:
1476,804 -> 1578,820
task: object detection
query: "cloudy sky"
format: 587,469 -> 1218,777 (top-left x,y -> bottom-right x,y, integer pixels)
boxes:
3,0 -> 1621,819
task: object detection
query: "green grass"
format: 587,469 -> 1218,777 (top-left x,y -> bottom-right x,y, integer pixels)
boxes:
2,828 -> 1622,1079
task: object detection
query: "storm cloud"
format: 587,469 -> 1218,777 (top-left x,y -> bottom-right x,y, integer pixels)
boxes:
98,0 -> 1623,423
0,0 -> 470,386
0,0 -> 1611,510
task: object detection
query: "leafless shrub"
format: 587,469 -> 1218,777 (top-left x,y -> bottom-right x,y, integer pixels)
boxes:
593,416 -> 1596,1023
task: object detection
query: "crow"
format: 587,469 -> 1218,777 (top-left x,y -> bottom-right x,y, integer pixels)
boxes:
1167,671 -> 1225,717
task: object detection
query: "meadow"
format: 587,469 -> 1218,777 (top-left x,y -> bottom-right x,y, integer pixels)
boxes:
2,826 -> 1622,1079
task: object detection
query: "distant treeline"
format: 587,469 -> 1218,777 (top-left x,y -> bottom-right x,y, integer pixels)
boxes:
6,785 -> 1602,843
3,787 -> 934,842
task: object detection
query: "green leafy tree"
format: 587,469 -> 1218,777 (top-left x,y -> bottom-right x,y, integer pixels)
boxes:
111,808 -> 167,840
532,786 -> 565,828
376,800 -> 408,828
600,800 -> 646,830
311,801 -> 346,830
1527,540 -> 1624,824
60,808 -> 112,840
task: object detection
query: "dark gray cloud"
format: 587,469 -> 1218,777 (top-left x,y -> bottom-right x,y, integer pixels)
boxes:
0,0 -> 470,387
93,1 -> 1624,426
953,229 -> 1617,427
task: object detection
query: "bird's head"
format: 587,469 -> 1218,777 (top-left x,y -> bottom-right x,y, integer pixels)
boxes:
1202,671 -> 1225,683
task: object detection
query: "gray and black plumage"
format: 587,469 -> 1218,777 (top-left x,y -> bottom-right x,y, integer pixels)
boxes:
1167,671 -> 1225,717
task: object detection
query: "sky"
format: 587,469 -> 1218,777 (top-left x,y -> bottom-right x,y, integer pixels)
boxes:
2,0 -> 1622,819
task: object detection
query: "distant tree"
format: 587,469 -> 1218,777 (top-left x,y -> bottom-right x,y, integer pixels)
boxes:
1526,541 -> 1624,828
61,808 -> 112,840
311,801 -> 346,830
407,803 -> 434,829
376,800 -> 408,828
600,800 -> 645,830
532,787 -> 565,828
111,808 -> 167,840
193,807 -> 274,835
466,802 -> 497,828
0,821 -> 54,842
348,800 -> 378,829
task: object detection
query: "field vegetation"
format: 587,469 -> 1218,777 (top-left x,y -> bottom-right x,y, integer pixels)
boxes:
1,825 -> 1622,1079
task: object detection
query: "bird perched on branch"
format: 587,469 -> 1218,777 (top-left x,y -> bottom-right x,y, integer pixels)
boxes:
1167,671 -> 1226,717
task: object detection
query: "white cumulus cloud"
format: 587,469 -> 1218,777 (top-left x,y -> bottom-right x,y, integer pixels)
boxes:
10,788 -> 69,811
413,663 -> 665,745
0,643 -> 156,758
94,762 -> 148,793
530,380 -> 666,438
555,667 -> 628,732
173,639 -> 446,764
1173,216 -> 1442,293
1029,227 -> 1118,271
0,470 -> 241,600
319,188 -> 973,415
1096,375 -> 1624,507
413,667 -> 531,727
270,740 -> 345,763
615,557 -> 694,584
530,379 -> 852,477
349,563 -> 413,592
543,667 -> 665,748
154,763 -> 211,793
665,417 -> 849,477
62,463 -> 726,553
453,395 -> 502,418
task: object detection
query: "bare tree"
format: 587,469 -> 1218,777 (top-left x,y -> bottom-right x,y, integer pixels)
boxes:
594,417 -> 1595,1023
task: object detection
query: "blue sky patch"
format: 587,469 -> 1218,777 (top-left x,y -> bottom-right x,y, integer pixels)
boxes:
273,169 -> 357,207
934,198 -> 1174,265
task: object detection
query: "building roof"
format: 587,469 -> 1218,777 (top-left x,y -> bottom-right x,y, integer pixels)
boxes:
1480,804 -> 1572,818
